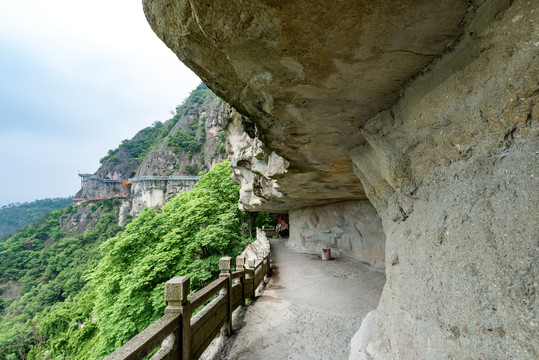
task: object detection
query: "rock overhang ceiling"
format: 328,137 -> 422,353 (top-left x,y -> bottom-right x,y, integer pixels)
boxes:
142,0 -> 471,211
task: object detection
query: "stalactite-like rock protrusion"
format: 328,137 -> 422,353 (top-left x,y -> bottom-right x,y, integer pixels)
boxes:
223,105 -> 289,211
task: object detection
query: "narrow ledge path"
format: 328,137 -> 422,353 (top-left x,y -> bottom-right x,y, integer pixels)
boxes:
209,238 -> 385,360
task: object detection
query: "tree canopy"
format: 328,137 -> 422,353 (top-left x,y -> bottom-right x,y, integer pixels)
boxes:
0,161 -> 263,360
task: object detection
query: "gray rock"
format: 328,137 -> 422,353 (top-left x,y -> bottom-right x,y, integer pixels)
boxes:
143,0 -> 538,357
288,201 -> 385,267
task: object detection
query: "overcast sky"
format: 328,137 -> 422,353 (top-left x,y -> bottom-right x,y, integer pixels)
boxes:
0,0 -> 201,206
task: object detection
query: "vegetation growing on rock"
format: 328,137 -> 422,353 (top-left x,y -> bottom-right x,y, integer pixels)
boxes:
99,122 -> 165,166
0,202 -> 122,360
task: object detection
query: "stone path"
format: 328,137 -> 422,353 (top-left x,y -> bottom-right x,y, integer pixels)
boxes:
209,238 -> 385,360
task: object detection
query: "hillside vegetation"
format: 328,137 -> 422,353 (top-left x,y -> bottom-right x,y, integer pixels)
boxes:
0,198 -> 74,239
0,161 -> 266,360
0,199 -> 122,360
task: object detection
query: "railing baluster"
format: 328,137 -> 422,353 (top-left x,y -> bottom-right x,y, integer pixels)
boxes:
236,256 -> 245,306
247,258 -> 255,298
219,257 -> 233,336
165,276 -> 191,360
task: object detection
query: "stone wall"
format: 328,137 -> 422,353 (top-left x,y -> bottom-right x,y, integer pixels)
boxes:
130,180 -> 196,217
363,139 -> 538,359
288,201 -> 385,267
349,0 -> 538,357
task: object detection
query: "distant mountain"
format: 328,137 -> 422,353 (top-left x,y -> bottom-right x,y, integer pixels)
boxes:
75,82 -> 228,220
0,197 -> 74,239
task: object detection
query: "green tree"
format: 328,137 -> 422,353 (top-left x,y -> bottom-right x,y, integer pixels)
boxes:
0,205 -> 122,360
24,161 -> 253,360
166,130 -> 202,154
88,161 -> 249,358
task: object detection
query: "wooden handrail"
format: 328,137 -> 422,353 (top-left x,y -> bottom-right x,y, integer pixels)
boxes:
104,312 -> 181,360
231,270 -> 244,279
105,229 -> 272,360
189,277 -> 227,311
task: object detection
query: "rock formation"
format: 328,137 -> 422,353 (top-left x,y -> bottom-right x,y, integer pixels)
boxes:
288,200 -> 385,267
143,0 -> 538,358
77,85 -> 228,220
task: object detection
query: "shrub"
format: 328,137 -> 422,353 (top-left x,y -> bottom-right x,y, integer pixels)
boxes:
166,131 -> 202,154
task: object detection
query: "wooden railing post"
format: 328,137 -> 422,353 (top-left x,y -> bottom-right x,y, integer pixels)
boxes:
236,255 -> 245,305
219,257 -> 233,335
165,276 -> 191,360
263,249 -> 270,283
244,258 -> 254,299
247,259 -> 256,298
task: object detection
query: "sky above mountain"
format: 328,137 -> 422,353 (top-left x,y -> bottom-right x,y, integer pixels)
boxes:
0,0 -> 201,206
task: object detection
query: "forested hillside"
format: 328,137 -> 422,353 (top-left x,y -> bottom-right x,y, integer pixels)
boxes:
0,199 -> 122,359
0,198 -> 74,239
81,83 -> 225,192
0,162 -> 269,359
0,83 -> 268,359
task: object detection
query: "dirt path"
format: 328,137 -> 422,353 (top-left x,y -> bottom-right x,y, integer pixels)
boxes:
210,238 -> 385,360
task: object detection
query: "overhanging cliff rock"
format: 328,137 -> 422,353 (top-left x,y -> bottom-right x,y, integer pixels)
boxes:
143,0 -> 475,211
143,0 -> 538,358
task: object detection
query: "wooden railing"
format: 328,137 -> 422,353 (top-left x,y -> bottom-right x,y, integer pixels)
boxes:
104,231 -> 271,360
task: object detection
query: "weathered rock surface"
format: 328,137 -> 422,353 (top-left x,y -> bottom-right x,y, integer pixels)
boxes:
59,205 -> 105,235
129,179 -> 196,217
144,0 -> 538,358
368,137 -> 538,359
347,1 -> 538,357
136,92 -> 226,178
128,91 -> 227,216
143,0 -> 471,211
288,201 -> 385,267
224,107 -> 289,211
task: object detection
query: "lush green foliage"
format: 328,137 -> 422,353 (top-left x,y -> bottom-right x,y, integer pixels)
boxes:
0,198 -> 74,239
184,163 -> 199,176
166,130 -> 202,155
17,161 -> 255,360
216,143 -> 226,155
88,161 -> 249,358
0,205 -> 122,360
166,85 -> 212,156
177,83 -> 212,116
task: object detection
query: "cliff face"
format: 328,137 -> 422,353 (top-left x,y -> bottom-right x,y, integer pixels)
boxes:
144,0 -> 538,358
143,0 -> 472,211
77,85 -> 228,220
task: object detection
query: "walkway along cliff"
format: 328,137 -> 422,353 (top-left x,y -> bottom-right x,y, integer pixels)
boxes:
104,229 -> 272,360
140,0 -> 538,358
